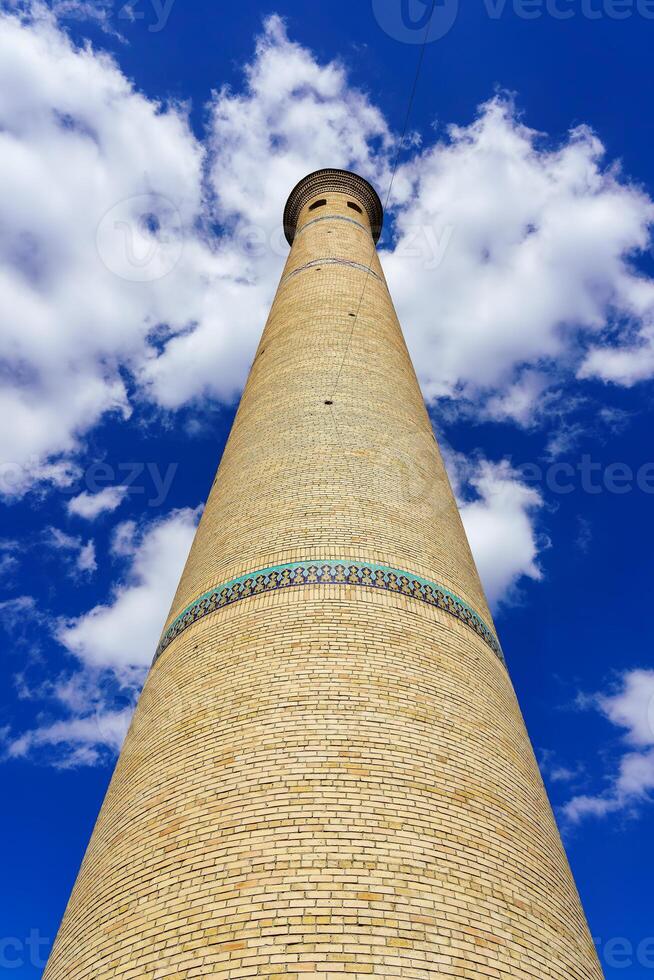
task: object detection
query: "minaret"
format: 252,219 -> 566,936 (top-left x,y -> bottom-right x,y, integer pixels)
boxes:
45,169 -> 602,979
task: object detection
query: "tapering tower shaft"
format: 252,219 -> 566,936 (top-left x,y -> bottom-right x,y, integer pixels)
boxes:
45,170 -> 602,979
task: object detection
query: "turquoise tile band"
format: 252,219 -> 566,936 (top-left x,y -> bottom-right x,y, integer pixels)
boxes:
153,560 -> 504,667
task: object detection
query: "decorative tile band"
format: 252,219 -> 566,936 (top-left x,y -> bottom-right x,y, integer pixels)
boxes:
295,214 -> 369,236
281,258 -> 384,287
152,560 -> 504,667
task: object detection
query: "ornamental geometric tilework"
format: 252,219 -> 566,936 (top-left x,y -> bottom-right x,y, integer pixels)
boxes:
153,559 -> 504,666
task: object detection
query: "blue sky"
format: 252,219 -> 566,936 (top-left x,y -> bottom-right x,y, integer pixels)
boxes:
0,0 -> 653,974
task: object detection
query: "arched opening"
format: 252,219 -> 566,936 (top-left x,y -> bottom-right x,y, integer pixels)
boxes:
347,201 -> 363,214
309,198 -> 327,211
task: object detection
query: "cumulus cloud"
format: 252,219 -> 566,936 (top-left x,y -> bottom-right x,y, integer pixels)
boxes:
57,505 -> 200,672
2,8 -> 654,500
384,97 -> 654,407
0,4 -> 210,488
0,9 -> 393,490
67,486 -> 128,519
563,669 -> 654,823
447,454 -> 545,609
596,669 -> 654,747
138,14 -> 392,408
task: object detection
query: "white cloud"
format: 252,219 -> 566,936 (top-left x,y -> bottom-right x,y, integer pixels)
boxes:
138,14 -> 392,409
0,539 -> 20,579
2,10 -> 654,499
384,97 -> 654,407
563,669 -> 654,823
0,552 -> 18,578
539,749 -> 584,785
484,371 -> 549,427
0,594 -> 42,626
25,0 -> 126,37
57,506 -> 200,671
579,326 -> 654,386
67,486 -> 127,519
451,456 -> 544,609
596,669 -> 654,747
4,506 -> 200,766
46,526 -> 96,575
0,9 -> 392,489
207,14 -> 390,230
110,518 -> 138,556
76,539 -> 97,573
0,4 -> 211,489
5,708 -> 132,767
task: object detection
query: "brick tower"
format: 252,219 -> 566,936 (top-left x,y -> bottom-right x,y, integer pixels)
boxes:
45,170 -> 602,979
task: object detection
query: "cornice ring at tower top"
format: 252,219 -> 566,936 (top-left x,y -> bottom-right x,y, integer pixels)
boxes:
283,168 -> 384,246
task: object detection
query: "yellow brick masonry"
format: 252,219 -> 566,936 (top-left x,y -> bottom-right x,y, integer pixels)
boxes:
44,170 -> 603,979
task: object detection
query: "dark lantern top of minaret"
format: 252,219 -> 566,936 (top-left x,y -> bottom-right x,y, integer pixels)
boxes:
283,167 -> 384,245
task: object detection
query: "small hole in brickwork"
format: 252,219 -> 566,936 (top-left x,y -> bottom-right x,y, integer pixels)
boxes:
348,313 -> 356,317
324,400 -> 333,405
309,198 -> 327,211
